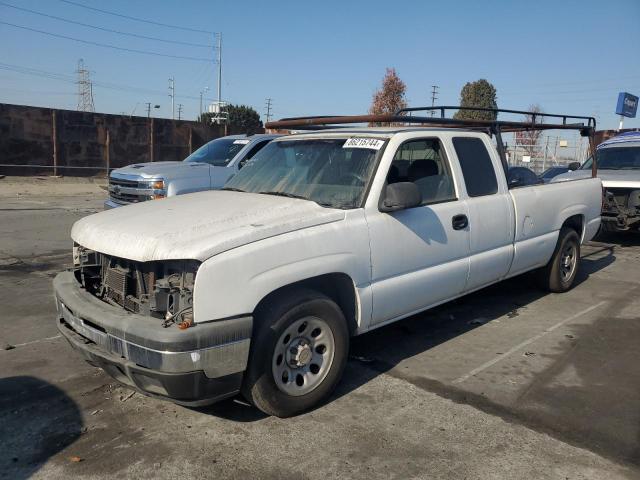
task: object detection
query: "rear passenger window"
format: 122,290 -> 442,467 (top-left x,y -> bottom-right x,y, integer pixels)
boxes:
452,137 -> 498,197
388,139 -> 456,205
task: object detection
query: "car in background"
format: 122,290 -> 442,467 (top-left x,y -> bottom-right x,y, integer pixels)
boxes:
552,131 -> 640,232
539,166 -> 571,183
507,166 -> 542,187
105,134 -> 280,209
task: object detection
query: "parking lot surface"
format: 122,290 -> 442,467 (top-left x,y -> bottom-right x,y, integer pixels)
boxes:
1,178 -> 640,479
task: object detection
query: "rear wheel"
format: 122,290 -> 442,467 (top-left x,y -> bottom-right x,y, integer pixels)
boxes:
537,227 -> 580,292
241,289 -> 349,417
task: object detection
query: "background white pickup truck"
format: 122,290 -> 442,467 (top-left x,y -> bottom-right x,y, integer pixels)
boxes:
105,133 -> 279,209
553,131 -> 640,232
55,115 -> 602,417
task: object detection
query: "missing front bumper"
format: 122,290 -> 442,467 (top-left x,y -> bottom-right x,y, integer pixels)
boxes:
54,271 -> 252,405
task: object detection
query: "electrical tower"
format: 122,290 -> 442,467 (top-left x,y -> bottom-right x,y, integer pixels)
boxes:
430,85 -> 439,117
76,59 -> 95,112
177,104 -> 183,120
265,98 -> 273,124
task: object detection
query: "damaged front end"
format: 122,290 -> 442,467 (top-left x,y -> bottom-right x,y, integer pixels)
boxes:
601,188 -> 640,232
53,245 -> 252,406
72,244 -> 198,327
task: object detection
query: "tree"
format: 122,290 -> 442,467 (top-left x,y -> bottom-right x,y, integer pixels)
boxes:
369,68 -> 407,124
453,79 -> 498,121
514,104 -> 545,156
199,104 -> 263,133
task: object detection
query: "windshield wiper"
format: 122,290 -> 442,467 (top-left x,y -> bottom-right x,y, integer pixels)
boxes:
258,191 -> 310,201
221,187 -> 246,192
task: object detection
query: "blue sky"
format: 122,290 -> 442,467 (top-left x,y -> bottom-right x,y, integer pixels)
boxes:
1,0 -> 639,130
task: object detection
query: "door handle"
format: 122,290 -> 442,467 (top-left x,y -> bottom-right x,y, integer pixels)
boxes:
452,214 -> 468,230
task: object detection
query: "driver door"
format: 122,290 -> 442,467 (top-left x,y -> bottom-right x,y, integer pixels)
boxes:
366,138 -> 471,326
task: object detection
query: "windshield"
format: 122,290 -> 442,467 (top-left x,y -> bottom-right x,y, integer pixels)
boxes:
184,137 -> 247,166
224,138 -> 384,209
581,146 -> 640,170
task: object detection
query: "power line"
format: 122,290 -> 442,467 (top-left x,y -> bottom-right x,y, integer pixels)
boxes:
0,20 -> 213,62
57,0 -> 213,34
0,1 -> 214,48
0,62 -> 206,101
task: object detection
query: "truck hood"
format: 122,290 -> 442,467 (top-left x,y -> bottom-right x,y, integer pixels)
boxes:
551,169 -> 640,189
112,161 -> 210,180
71,191 -> 345,262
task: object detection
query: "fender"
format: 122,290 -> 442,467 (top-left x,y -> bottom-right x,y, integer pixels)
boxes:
192,209 -> 373,329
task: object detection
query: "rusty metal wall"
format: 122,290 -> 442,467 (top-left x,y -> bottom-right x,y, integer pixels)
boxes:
0,103 -> 256,176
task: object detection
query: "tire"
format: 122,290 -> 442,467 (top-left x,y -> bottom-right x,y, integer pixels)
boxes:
241,288 -> 349,417
537,227 -> 581,293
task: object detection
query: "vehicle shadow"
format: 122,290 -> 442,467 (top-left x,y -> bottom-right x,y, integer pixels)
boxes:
201,244 -> 616,421
331,246 -> 615,404
0,376 -> 83,480
594,230 -> 640,247
198,397 -> 268,422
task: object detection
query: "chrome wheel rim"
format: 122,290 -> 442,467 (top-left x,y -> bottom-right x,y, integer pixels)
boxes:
560,242 -> 577,282
272,316 -> 335,397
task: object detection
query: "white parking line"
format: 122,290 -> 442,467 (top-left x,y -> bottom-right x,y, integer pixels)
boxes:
452,301 -> 607,384
9,334 -> 62,349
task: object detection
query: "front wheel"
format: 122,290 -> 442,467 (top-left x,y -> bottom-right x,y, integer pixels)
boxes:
537,227 -> 581,292
241,289 -> 349,417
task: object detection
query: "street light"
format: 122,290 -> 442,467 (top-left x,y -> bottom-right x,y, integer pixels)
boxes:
145,103 -> 161,118
199,87 -> 209,119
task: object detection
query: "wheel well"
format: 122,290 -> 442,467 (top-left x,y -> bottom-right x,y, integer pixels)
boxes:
561,214 -> 584,239
253,273 -> 358,336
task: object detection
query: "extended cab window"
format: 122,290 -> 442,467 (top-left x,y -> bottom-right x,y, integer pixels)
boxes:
387,139 -> 456,204
452,137 -> 498,197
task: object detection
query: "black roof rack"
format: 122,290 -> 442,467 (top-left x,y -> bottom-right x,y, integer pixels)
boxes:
265,106 -> 599,177
267,106 -> 596,135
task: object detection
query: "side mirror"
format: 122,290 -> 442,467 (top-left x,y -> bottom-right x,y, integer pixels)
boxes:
238,158 -> 248,169
568,162 -> 580,171
380,182 -> 422,212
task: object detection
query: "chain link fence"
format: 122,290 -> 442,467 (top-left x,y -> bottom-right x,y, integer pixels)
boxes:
505,134 -> 590,174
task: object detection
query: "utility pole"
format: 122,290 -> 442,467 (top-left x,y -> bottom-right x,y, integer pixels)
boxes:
145,103 -> 160,118
199,86 -> 209,119
76,59 -> 95,112
216,33 -> 222,106
430,85 -> 439,117
265,98 -> 273,124
177,104 -> 183,120
168,77 -> 175,120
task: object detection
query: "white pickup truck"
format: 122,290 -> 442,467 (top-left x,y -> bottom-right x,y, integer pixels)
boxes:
105,134 -> 279,209
54,112 -> 601,417
553,131 -> 640,232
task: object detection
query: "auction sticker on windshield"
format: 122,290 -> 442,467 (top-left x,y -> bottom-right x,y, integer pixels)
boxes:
343,138 -> 385,150
233,139 -> 251,145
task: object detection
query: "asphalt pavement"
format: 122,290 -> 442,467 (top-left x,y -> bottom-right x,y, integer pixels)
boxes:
1,177 -> 639,479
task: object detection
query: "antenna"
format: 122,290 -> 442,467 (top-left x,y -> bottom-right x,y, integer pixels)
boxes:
76,59 -> 95,112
